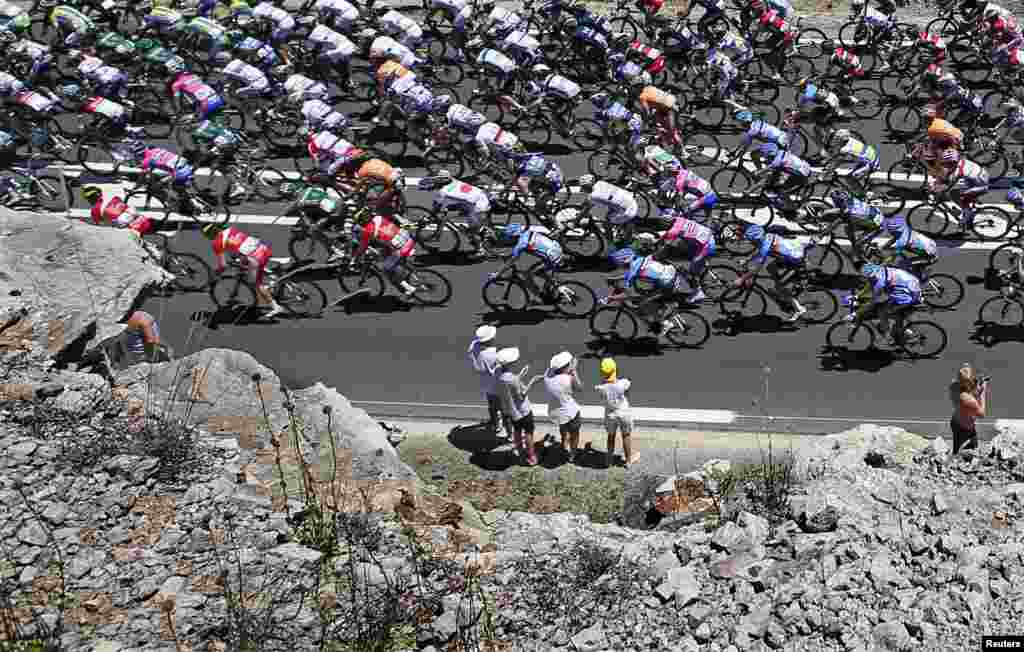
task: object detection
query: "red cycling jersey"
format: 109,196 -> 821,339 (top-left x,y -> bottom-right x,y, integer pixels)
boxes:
212,226 -> 272,272
355,216 -> 415,259
90,195 -> 154,236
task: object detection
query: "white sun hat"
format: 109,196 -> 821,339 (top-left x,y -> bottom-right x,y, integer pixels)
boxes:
497,347 -> 520,366
475,325 -> 497,342
549,351 -> 573,371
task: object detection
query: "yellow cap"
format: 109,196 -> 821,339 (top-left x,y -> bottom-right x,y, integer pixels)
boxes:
600,358 -> 617,377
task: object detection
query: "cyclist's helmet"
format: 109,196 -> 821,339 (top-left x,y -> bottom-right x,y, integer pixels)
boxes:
743,224 -> 765,241
0,31 -> 15,46
830,189 -> 851,206
201,223 -> 224,240
577,173 -> 596,190
828,128 -> 851,149
81,186 -> 103,203
734,109 -> 754,124
609,246 -> 635,267
882,216 -> 907,233
860,262 -> 883,278
59,83 -> 84,101
759,142 -> 779,158
796,77 -> 810,91
432,94 -> 452,113
1008,188 -> 1024,205
633,232 -> 658,253
590,92 -> 611,109
135,38 -> 160,52
531,63 -> 552,77
940,148 -> 960,163
938,72 -> 958,89
502,223 -> 526,241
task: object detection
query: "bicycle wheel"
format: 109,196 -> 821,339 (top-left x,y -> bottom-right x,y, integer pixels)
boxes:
805,244 -> 844,279
590,306 -> 639,340
337,266 -> 387,298
885,158 -> 928,190
413,216 -> 461,254
989,242 -> 1024,273
124,188 -> 172,221
971,206 -> 1013,241
482,277 -> 530,311
871,183 -> 907,218
978,296 -> 1024,326
422,147 -> 466,178
850,87 -> 884,120
679,131 -> 722,169
718,285 -> 768,318
288,230 -> 333,264
700,264 -> 743,301
251,167 -> 290,202
906,203 -> 953,238
921,273 -> 964,309
276,279 -> 328,317
926,17 -> 959,38
884,104 -> 924,137
164,252 -> 212,292
799,288 -> 839,324
794,200 -> 834,236
608,16 -> 640,42
513,114 -> 554,148
560,219 -> 607,259
76,141 -> 121,177
838,21 -> 869,49
210,275 -> 257,311
825,321 -> 876,351
710,168 -> 754,197
408,268 -> 452,306
900,319 -> 947,358
28,174 -> 68,212
572,119 -> 606,152
552,280 -> 597,317
664,310 -> 711,348
587,150 -> 631,180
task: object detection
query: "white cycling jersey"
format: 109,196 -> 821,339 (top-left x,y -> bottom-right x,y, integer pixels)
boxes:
446,103 -> 486,131
535,73 -> 580,99
315,0 -> 359,28
78,56 -> 123,83
223,58 -> 267,85
302,99 -> 347,130
307,24 -> 356,58
369,36 -> 417,66
501,30 -> 540,55
475,122 -> 519,152
487,6 -> 521,32
437,180 -> 491,224
11,40 -> 49,60
477,48 -> 516,73
0,72 -> 25,97
380,10 -> 423,41
0,0 -> 26,17
253,2 -> 295,28
591,180 -> 639,223
284,73 -> 328,101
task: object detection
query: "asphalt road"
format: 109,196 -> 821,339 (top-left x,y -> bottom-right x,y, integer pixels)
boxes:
17,3 -> 1024,428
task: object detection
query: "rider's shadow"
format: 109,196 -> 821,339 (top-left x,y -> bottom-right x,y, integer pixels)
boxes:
712,314 -> 795,336
970,323 -> 1024,348
335,295 -> 414,315
583,337 -> 666,358
818,346 -> 897,372
413,252 -> 481,267
478,308 -> 552,326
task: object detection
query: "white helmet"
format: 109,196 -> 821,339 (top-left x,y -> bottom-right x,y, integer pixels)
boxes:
577,174 -> 596,189
532,63 -> 551,76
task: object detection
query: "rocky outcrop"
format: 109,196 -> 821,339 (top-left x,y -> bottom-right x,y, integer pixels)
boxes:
0,208 -> 169,361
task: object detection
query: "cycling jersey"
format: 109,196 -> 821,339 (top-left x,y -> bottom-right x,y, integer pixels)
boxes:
927,118 -> 963,148
486,6 -> 521,36
253,1 -> 295,40
124,311 -> 160,354
369,35 -> 417,67
82,96 -> 127,124
302,99 -> 348,131
573,25 -> 609,49
831,47 -> 863,75
307,24 -> 355,62
674,169 -> 712,197
390,78 -> 434,115
892,229 -> 937,257
192,120 -> 243,149
835,137 -> 880,172
284,74 -> 328,102
141,148 -> 194,184
311,131 -> 357,174
10,40 -> 52,80
379,9 -> 423,44
446,103 -> 486,133
50,6 -> 94,31
643,145 -> 681,175
90,195 -> 154,235
752,234 -> 804,265
528,73 -> 580,100
628,40 -> 664,66
186,16 -> 226,39
947,159 -> 989,196
798,83 -> 840,111
477,48 -> 517,75
223,58 -> 269,96
844,197 -> 883,230
742,119 -> 789,147
355,215 -> 415,265
613,60 -> 648,84
144,5 -> 185,32
436,179 -> 490,224
639,86 -> 676,111
171,72 -> 224,120
625,255 -> 681,292
429,0 -> 471,30
501,30 -> 541,62
591,180 -> 639,224
475,122 -> 519,155
870,267 -> 922,305
212,226 -> 272,276
716,32 -> 752,64
143,46 -> 187,74
14,90 -> 57,113
767,150 -> 812,177
663,215 -> 715,259
512,228 -> 563,268
0,72 -> 25,98
315,0 -> 359,30
863,6 -> 893,28
78,56 -> 126,90
235,36 -> 279,69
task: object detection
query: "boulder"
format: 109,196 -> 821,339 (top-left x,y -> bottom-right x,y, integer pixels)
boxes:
0,208 -> 169,360
989,422 -> 1024,465
793,424 -> 931,479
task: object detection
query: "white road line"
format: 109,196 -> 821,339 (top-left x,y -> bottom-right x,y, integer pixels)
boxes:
351,400 -> 741,424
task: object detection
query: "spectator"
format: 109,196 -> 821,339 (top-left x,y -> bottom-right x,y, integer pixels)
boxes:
467,324 -> 505,437
544,351 -> 582,462
950,364 -> 989,454
594,357 -> 636,469
496,347 -> 543,466
121,310 -> 168,366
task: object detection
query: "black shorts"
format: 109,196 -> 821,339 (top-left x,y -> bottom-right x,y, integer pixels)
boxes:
559,412 -> 581,437
512,412 -> 535,434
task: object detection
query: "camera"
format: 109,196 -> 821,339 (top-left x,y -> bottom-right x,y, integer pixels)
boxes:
980,375 -> 991,385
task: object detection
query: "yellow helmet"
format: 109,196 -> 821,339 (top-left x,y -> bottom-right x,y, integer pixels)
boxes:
600,358 -> 617,377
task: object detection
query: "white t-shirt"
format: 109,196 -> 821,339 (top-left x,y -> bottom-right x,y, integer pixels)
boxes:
544,371 -> 580,425
498,370 -> 532,421
594,378 -> 631,418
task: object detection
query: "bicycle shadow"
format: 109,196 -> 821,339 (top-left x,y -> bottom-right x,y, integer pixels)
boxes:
712,313 -> 796,336
818,346 -> 897,372
190,308 -> 274,328
477,308 -> 557,326
333,294 -> 414,315
412,252 -> 484,267
970,323 -> 1024,348
582,336 -> 667,358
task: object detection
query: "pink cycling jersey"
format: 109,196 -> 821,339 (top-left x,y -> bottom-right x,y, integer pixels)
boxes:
171,73 -> 217,101
664,215 -> 713,247
674,169 -> 711,196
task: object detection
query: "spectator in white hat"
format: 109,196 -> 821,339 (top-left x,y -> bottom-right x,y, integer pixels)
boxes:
496,347 -> 543,465
467,324 -> 505,437
594,357 -> 637,468
544,350 -> 582,462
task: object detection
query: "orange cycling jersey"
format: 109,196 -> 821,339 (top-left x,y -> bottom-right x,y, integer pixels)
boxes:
356,159 -> 399,186
376,60 -> 411,82
927,118 -> 963,148
639,86 -> 675,112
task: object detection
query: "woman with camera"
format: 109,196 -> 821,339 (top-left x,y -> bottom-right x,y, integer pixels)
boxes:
950,364 -> 990,454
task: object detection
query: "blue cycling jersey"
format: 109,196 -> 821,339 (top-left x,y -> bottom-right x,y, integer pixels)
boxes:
752,234 -> 804,265
512,228 -> 563,265
871,267 -> 922,305
893,229 -> 937,256
742,120 -> 787,147
768,150 -> 811,177
625,255 -> 677,290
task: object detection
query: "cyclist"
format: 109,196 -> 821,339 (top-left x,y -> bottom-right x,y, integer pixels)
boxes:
928,148 -> 989,232
482,2 -> 522,38
428,171 -> 493,256
379,9 -> 424,48
829,47 -> 865,79
306,22 -> 356,87
734,110 -> 790,168
385,73 -> 442,143
753,7 -> 796,80
474,120 -> 522,162
300,98 -> 349,133
368,32 -> 421,68
822,128 -> 880,195
795,77 -> 843,160
350,210 -> 419,296
590,92 -> 644,147
668,167 -> 718,223
316,0 -> 360,32
222,57 -> 272,98
68,52 -> 128,100
923,116 -> 964,161
231,31 -> 281,70
739,223 -> 808,321
578,174 -> 640,241
752,142 -> 813,207
142,3 -> 187,36
136,39 -> 188,75
821,189 -> 884,259
252,1 -> 296,44
876,216 -> 938,270
375,58 -> 416,101
610,237 -> 691,335
445,102 -> 488,139
524,64 -> 580,138
637,137 -> 682,183
8,37 -> 54,87
337,154 -> 405,213
496,223 -> 564,301
426,0 -> 473,53
49,5 -> 96,48
712,24 -> 754,66
59,82 -> 128,131
183,16 -> 233,65
122,310 -> 164,365
915,31 -> 947,65
657,211 -> 716,302
170,71 -> 225,121
476,45 -> 520,93
511,152 -> 564,199
852,263 -> 922,343
637,84 -> 680,145
697,44 -> 741,104
81,185 -> 160,261
502,28 -> 543,65
202,223 -> 284,317
916,65 -> 983,123
308,130 -> 361,176
682,0 -> 727,38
